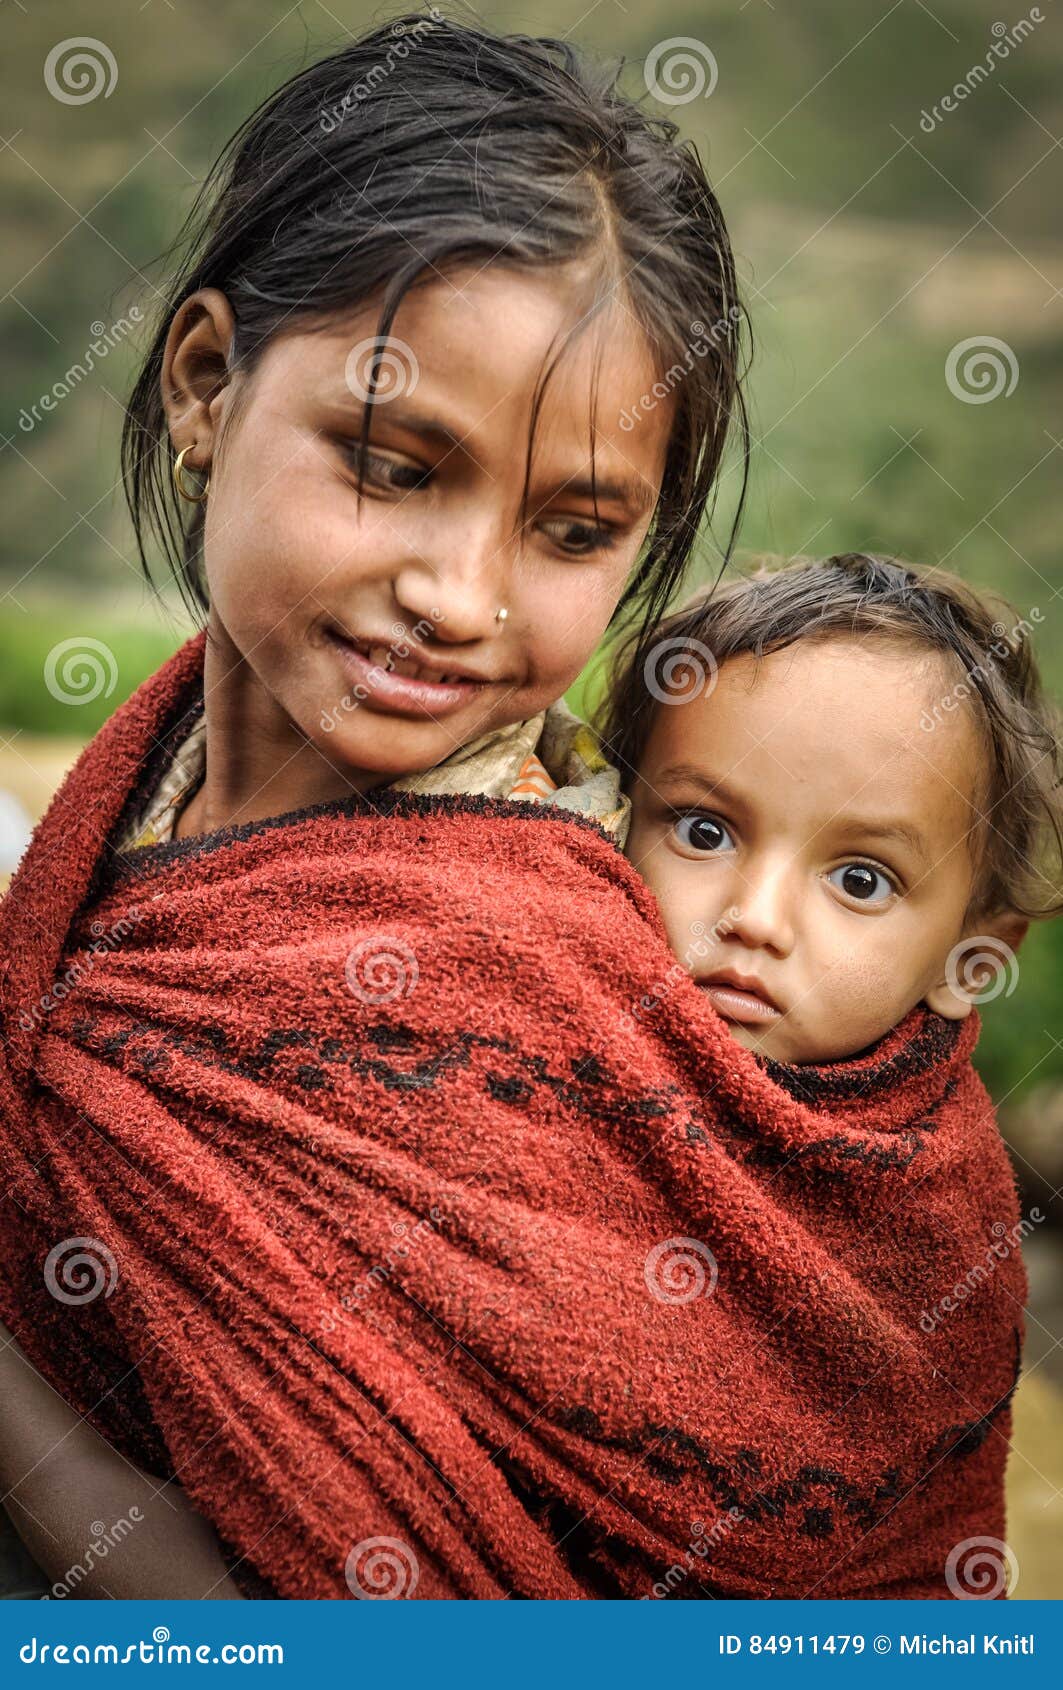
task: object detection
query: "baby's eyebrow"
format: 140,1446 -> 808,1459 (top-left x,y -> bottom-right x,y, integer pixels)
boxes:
655,763 -> 736,797
654,766 -> 933,868
832,817 -> 931,866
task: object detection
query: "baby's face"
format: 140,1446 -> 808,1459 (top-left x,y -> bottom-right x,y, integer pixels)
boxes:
624,636 -> 1013,1064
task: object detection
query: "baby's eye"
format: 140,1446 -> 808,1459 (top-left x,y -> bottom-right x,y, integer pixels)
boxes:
828,863 -> 896,905
672,813 -> 734,854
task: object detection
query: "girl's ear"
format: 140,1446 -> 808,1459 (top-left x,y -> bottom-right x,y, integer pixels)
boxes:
925,912 -> 1030,1019
161,287 -> 238,465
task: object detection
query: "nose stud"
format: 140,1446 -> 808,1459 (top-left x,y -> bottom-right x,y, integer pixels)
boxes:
495,607 -> 508,624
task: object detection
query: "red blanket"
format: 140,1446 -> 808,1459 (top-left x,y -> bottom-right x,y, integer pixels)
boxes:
0,634 -> 1025,1599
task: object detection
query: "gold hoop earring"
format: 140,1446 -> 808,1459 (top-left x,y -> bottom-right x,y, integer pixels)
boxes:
173,444 -> 210,504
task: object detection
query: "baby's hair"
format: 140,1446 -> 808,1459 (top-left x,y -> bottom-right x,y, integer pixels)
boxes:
595,552 -> 1063,923
121,4 -> 750,631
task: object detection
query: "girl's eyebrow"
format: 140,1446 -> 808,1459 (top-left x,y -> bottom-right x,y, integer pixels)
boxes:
560,470 -> 656,517
328,393 -> 472,455
328,392 -> 656,516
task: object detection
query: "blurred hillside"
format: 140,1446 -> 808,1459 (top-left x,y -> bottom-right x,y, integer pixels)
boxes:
2,0 -> 1062,1599
2,2 -> 1061,1123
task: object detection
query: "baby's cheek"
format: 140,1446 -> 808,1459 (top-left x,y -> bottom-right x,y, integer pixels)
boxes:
814,942 -> 913,1037
654,900 -> 696,969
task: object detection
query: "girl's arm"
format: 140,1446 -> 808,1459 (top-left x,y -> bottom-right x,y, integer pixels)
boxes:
0,1317 -> 245,1599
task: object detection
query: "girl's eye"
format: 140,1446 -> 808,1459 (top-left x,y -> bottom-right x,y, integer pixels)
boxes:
344,445 -> 430,492
539,519 -> 617,557
828,863 -> 897,905
341,447 -> 618,557
672,813 -> 734,854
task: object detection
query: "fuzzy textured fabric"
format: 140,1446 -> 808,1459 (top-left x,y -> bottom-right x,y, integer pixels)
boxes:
0,635 -> 1026,1600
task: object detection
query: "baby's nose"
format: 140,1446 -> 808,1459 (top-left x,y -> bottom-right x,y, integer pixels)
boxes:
722,862 -> 796,956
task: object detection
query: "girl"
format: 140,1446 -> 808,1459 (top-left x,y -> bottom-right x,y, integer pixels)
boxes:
0,8 -> 748,1598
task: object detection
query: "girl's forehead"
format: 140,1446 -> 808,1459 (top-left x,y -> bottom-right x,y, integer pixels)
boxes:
274,266 -> 674,439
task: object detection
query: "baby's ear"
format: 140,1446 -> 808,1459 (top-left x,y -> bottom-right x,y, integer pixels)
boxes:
924,911 -> 1029,1020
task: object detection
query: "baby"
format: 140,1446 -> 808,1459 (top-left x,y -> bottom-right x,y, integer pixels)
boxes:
598,552 -> 1062,1065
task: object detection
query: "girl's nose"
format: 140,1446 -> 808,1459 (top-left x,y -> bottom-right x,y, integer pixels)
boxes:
394,535 -> 510,646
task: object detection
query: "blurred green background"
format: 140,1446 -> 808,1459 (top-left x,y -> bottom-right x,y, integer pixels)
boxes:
2,0 -> 1061,1592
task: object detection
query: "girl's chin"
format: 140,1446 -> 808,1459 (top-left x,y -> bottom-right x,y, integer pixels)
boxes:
310,708 -> 472,777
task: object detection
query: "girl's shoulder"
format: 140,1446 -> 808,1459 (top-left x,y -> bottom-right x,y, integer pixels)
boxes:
118,706 -> 206,850
386,698 -> 630,846
532,698 -> 630,846
115,693 -> 630,853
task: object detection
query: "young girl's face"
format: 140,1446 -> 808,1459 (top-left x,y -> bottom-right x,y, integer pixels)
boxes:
167,262 -> 674,788
624,636 -> 1023,1065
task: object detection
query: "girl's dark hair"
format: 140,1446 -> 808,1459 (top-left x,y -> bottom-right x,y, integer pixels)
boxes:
121,4 -> 751,630
595,552 -> 1063,923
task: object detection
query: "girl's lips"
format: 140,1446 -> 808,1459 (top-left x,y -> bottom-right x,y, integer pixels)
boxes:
701,983 -> 782,1025
326,630 -> 492,719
